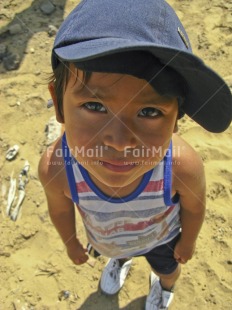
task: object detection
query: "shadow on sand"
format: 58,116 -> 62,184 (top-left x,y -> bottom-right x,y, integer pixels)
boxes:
78,289 -> 146,310
0,0 -> 66,70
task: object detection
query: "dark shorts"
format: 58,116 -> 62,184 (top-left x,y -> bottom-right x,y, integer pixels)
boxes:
88,233 -> 180,275
138,233 -> 180,275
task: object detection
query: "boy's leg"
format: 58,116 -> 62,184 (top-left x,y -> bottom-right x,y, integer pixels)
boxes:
154,264 -> 181,291
144,234 -> 181,309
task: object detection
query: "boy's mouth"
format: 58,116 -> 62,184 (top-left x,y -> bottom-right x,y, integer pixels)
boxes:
99,160 -> 137,172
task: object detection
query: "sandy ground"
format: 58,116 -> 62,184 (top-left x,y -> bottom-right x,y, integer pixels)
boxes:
0,0 -> 231,309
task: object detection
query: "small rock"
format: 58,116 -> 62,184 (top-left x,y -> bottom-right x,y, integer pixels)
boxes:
9,102 -> 18,107
58,290 -> 70,301
48,24 -> 58,36
5,145 -> 19,161
92,275 -> 98,281
3,54 -> 20,71
87,258 -> 96,268
30,48 -> 35,54
47,99 -> 53,108
0,251 -> 11,257
9,24 -> 22,35
21,228 -> 38,240
40,1 -> 56,15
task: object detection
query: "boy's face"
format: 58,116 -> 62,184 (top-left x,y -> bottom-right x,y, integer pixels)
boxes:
51,65 -> 178,191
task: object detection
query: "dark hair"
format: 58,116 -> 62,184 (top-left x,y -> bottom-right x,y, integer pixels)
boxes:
50,53 -> 186,119
49,60 -> 91,119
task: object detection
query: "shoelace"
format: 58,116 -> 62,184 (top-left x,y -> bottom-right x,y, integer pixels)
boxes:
109,260 -> 120,281
156,285 -> 162,308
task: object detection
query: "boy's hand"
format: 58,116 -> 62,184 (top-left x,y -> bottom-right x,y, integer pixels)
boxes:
173,239 -> 196,264
66,240 -> 89,265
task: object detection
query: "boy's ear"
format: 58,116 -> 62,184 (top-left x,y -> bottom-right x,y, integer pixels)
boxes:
48,82 -> 64,123
173,120 -> 178,133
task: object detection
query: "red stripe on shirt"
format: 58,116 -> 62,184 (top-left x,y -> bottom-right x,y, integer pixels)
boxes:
143,180 -> 163,192
77,181 -> 92,193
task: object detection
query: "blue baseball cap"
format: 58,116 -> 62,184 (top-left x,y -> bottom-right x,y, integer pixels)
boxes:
52,0 -> 232,133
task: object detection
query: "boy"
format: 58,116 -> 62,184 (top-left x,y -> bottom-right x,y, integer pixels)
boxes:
39,0 -> 232,309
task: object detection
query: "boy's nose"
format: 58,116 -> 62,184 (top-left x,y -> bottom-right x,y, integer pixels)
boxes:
103,117 -> 138,152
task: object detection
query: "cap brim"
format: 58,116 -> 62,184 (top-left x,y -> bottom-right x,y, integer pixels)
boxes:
53,39 -> 232,133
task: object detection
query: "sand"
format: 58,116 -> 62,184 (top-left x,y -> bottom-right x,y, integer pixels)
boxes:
0,0 -> 231,309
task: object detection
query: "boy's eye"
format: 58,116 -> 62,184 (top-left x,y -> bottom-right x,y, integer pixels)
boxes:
138,107 -> 161,118
83,102 -> 106,112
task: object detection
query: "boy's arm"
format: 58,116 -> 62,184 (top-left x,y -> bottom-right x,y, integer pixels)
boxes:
38,141 -> 88,264
45,189 -> 88,264
173,136 -> 206,264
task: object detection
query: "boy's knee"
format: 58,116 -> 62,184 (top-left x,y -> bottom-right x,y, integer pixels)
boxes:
152,263 -> 181,279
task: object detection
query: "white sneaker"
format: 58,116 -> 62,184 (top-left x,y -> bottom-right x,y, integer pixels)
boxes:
145,272 -> 174,310
100,258 -> 132,295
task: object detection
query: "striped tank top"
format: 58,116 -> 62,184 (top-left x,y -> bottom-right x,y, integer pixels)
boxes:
62,134 -> 181,259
